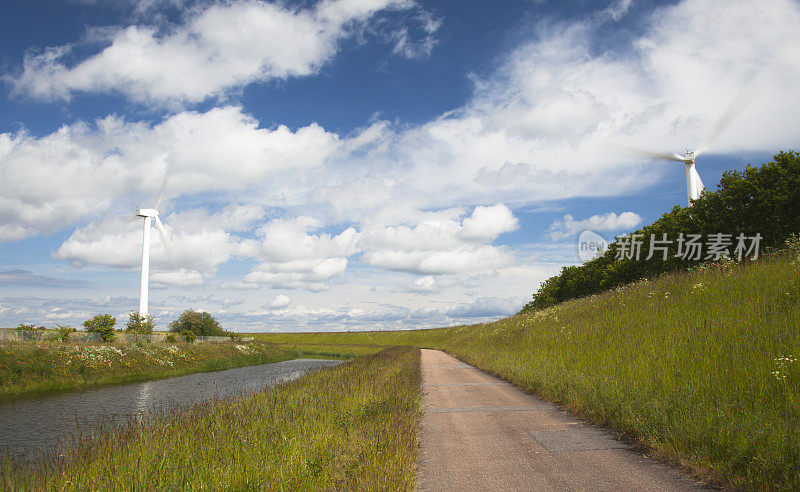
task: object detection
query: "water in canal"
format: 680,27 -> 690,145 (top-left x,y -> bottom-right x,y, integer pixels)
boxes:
0,358 -> 341,464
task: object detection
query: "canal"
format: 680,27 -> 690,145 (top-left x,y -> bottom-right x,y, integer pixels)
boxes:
0,358 -> 341,463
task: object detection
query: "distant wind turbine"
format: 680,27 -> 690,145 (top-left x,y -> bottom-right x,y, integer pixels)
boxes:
136,167 -> 176,317
617,89 -> 752,205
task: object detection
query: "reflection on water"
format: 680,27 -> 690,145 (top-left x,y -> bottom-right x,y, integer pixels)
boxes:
0,358 -> 341,463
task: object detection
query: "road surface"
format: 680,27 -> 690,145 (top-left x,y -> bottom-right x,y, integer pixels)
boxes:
417,349 -> 705,491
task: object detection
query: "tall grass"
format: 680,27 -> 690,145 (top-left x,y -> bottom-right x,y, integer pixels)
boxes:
3,347 -> 421,491
0,341 -> 291,401
259,254 -> 800,489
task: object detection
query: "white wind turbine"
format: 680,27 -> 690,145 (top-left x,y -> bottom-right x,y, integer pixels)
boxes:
136,169 -> 176,317
619,90 -> 752,206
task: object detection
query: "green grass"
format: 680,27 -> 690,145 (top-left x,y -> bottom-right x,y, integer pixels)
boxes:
3,347 -> 421,491
257,253 -> 800,489
255,340 -> 386,359
0,341 -> 292,401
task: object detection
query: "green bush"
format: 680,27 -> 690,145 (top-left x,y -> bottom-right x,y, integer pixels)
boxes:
125,311 -> 155,334
522,151 -> 800,313
55,324 -> 76,342
169,309 -> 224,336
181,330 -> 197,343
83,314 -> 117,342
15,323 -> 36,332
165,334 -> 177,343
225,330 -> 243,342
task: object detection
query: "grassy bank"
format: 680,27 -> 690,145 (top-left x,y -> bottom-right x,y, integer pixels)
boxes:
258,253 -> 800,489
0,341 -> 291,401
3,347 -> 421,491
262,341 -> 384,359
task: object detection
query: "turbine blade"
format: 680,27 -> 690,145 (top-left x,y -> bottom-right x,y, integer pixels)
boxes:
153,216 -> 177,268
603,143 -> 685,162
696,87 -> 754,156
153,156 -> 173,210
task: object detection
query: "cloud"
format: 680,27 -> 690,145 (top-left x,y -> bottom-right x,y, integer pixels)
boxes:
445,296 -> 526,318
151,268 -> 203,287
548,211 -> 642,240
359,204 -> 517,274
0,295 -> 141,327
406,275 -> 436,293
241,216 -> 359,290
54,205 -> 258,274
598,0 -> 634,21
460,204 -> 519,241
8,0 -> 428,105
0,107 -> 334,241
263,294 -> 291,309
310,0 -> 800,221
7,0 -> 800,249
0,270 -> 88,287
388,10 -> 441,59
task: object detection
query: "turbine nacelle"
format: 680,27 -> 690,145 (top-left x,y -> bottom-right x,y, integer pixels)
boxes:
136,208 -> 159,218
682,151 -> 695,165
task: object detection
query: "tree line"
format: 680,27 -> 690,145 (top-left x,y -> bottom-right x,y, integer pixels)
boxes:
521,151 -> 800,313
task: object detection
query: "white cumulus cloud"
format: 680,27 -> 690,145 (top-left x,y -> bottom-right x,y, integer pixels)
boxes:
0,106 -> 336,241
8,0 -> 426,105
263,294 -> 291,309
548,212 -> 642,240
359,204 -> 517,275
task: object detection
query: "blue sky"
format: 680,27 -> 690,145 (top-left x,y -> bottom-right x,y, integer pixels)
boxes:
1,0 -> 798,331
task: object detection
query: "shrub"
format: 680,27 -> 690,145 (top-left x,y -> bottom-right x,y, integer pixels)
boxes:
15,323 -> 36,332
225,330 -> 243,342
83,314 -> 117,342
125,311 -> 155,334
55,324 -> 76,342
165,334 -> 177,343
169,310 -> 223,336
180,330 -> 196,343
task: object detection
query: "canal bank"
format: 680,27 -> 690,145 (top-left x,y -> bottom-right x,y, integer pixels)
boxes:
0,358 -> 341,463
0,340 -> 292,401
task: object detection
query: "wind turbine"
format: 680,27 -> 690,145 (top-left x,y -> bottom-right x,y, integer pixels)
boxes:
632,149 -> 704,205
618,89 -> 752,206
136,169 -> 175,317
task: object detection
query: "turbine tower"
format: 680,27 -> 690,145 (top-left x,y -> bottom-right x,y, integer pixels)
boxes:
136,170 -> 175,317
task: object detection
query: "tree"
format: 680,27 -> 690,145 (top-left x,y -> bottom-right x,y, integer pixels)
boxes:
126,311 -> 155,334
169,309 -> 223,336
83,314 -> 117,342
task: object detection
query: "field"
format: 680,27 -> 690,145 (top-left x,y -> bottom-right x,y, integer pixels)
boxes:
3,347 -> 421,491
258,253 -> 800,489
0,341 -> 291,401
266,341 -> 384,359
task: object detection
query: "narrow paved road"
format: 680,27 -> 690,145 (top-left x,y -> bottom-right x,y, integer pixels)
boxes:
417,350 -> 704,491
